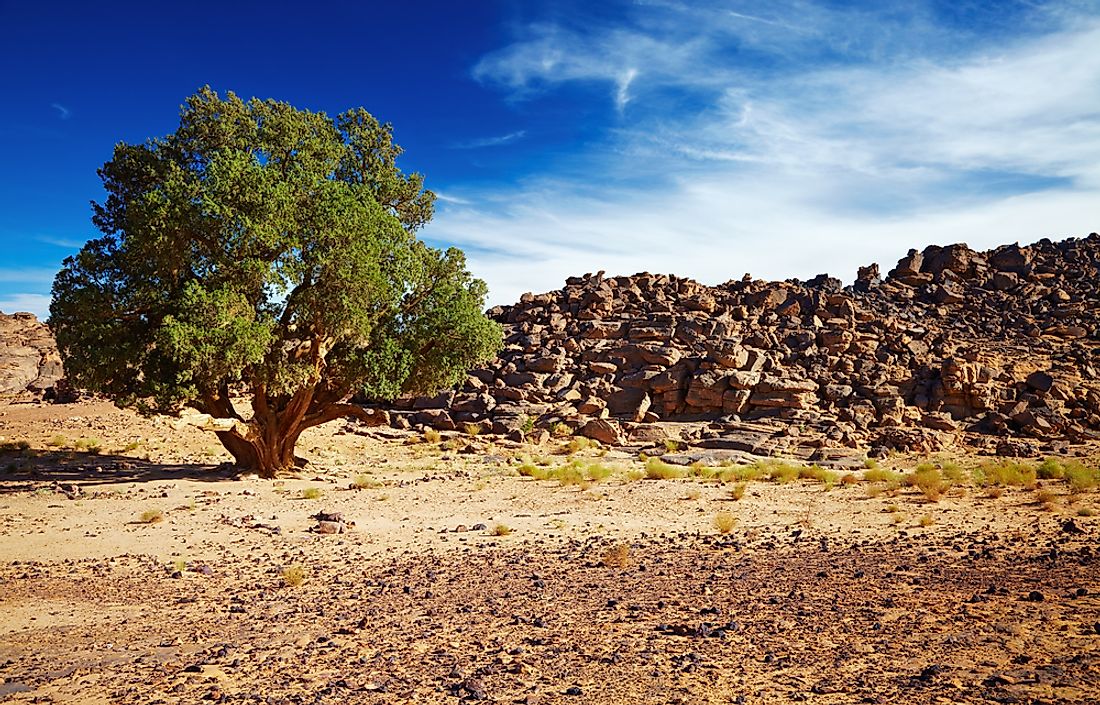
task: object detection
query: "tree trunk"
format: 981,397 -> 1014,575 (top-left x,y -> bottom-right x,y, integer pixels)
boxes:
214,424 -> 300,479
208,398 -> 388,479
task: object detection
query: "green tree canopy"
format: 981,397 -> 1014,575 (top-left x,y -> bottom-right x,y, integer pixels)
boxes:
51,87 -> 502,476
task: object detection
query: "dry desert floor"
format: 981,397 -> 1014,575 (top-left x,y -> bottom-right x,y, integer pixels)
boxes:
0,401 -> 1098,704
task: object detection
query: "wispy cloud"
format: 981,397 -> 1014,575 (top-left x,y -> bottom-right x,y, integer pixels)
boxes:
35,234 -> 86,249
0,267 -> 60,285
450,130 -> 527,149
440,1 -> 1100,306
50,102 -> 70,120
0,293 -> 51,319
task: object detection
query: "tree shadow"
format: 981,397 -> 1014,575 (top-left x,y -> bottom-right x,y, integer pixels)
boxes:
0,448 -> 242,493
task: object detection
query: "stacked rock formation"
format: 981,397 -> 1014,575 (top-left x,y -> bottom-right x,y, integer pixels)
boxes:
0,311 -> 65,400
389,234 -> 1100,462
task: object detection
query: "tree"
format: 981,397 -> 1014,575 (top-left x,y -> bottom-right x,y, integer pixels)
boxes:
51,87 -> 502,477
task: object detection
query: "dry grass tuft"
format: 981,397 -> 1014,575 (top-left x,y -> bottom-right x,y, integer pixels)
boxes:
713,511 -> 738,534
601,543 -> 631,568
645,457 -> 688,480
139,509 -> 164,524
281,564 -> 307,587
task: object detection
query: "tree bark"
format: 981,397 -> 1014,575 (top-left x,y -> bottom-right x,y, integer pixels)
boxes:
210,402 -> 389,479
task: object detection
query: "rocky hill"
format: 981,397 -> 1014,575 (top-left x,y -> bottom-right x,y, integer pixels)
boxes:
0,312 -> 64,400
389,233 -> 1100,466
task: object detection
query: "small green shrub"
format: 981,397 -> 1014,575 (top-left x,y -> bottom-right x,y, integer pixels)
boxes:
975,460 -> 1037,488
767,462 -> 801,484
1037,457 -> 1065,480
300,487 -> 323,500
463,422 -> 481,437
555,463 -> 586,487
46,435 -> 68,448
728,482 -> 747,501
423,429 -> 442,444
864,467 -> 903,484
663,438 -> 681,452
492,523 -> 512,536
567,436 -> 592,454
351,474 -> 379,490
1064,462 -> 1100,493
799,465 -> 838,489
586,462 -> 613,482
906,467 -> 948,502
74,437 -> 101,454
645,457 -> 688,480
281,564 -> 307,587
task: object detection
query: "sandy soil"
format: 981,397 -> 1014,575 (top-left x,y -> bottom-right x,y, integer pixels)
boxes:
0,400 -> 1098,704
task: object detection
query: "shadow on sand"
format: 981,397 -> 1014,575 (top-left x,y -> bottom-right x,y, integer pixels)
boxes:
0,447 -> 242,492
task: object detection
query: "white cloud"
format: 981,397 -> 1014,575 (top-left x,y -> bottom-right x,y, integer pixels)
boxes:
450,130 -> 527,149
439,2 -> 1100,306
0,293 -> 51,320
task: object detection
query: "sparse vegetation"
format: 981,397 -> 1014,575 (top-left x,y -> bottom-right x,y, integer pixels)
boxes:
351,474 -> 380,490
863,467 -> 903,484
766,462 -> 801,484
918,513 -> 934,527
729,482 -> 747,501
463,422 -> 481,437
713,511 -> 737,534
645,457 -> 688,480
491,523 -> 512,536
717,463 -> 767,483
0,440 -> 31,452
799,465 -> 839,489
906,466 -> 948,502
601,543 -> 631,568
139,509 -> 164,524
974,460 -> 1037,489
73,437 -> 102,454
300,487 -> 323,500
586,462 -> 613,483
551,422 -> 572,437
424,429 -> 442,444
566,436 -> 592,454
47,435 -> 69,448
663,438 -> 681,453
281,564 -> 308,587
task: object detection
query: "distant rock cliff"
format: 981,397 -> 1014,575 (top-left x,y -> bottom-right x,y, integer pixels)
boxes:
0,311 -> 64,399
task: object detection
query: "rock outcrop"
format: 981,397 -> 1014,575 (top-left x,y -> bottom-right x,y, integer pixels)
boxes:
0,311 -> 64,400
387,233 -> 1100,462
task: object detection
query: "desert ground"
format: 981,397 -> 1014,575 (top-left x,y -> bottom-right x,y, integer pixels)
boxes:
1,400 -> 1098,704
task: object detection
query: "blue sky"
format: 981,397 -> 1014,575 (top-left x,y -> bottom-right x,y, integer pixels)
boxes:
2,0 -> 1099,318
